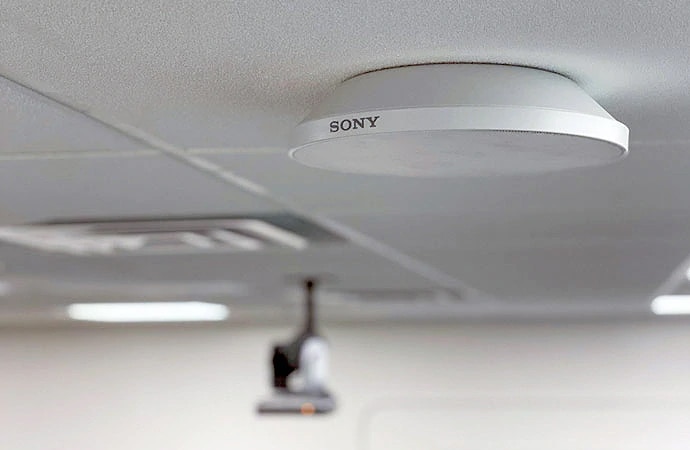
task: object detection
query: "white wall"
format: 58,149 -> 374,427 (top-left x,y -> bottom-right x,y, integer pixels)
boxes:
2,320 -> 690,450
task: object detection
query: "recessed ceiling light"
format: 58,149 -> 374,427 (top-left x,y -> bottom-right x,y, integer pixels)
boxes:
651,295 -> 690,315
66,302 -> 230,322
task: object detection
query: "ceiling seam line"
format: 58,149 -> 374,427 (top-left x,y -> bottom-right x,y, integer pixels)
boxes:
0,74 -> 488,301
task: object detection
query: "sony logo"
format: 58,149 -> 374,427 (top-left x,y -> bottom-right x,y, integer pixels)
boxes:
329,116 -> 380,133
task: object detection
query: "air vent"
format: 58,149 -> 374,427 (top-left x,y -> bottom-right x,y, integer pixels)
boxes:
0,214 -> 342,256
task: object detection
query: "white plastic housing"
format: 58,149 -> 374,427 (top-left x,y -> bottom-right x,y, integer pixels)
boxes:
299,336 -> 329,394
290,64 -> 629,177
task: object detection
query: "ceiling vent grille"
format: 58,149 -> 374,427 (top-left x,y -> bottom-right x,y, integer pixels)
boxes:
0,214 -> 342,256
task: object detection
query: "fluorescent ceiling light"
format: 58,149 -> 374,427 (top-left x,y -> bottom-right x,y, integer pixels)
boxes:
67,302 -> 230,322
651,295 -> 690,315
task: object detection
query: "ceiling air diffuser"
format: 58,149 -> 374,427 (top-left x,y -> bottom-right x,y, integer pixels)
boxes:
290,64 -> 629,176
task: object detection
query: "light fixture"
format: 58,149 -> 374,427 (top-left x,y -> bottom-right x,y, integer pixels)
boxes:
651,295 -> 690,315
290,64 -> 629,177
67,301 -> 230,322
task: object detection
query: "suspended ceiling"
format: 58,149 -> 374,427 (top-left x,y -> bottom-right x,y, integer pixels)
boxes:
1,0 -> 690,323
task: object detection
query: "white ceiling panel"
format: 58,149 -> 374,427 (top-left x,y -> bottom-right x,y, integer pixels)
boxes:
318,217 -> 690,303
0,76 -> 147,154
204,138 -> 690,303
0,242 -> 441,313
0,155 -> 278,225
0,244 -> 436,292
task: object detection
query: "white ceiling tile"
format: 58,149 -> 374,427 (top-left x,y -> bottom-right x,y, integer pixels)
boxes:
325,214 -> 690,303
0,155 -> 278,224
0,243 -> 440,310
0,76 -> 147,153
203,140 -> 690,303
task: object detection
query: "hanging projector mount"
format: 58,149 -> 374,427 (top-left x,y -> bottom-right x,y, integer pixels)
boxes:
257,278 -> 335,415
290,64 -> 629,177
